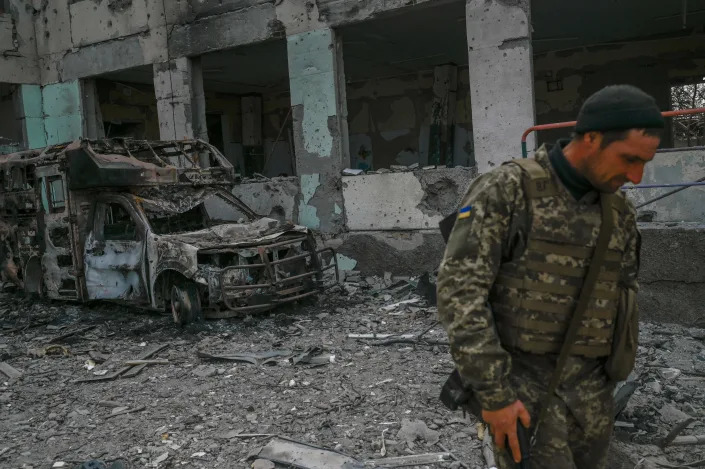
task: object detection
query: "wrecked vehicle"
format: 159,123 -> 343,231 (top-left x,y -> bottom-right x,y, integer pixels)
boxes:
0,139 -> 337,323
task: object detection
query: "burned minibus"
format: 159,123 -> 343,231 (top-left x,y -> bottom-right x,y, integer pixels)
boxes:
0,139 -> 337,323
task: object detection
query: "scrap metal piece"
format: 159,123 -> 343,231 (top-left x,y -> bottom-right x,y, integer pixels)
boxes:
255,437 -> 364,469
74,344 -> 168,383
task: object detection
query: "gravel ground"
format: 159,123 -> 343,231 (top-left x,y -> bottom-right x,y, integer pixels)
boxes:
1,280 -> 704,469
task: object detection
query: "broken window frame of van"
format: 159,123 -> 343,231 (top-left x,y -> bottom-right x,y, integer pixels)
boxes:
0,139 -> 338,324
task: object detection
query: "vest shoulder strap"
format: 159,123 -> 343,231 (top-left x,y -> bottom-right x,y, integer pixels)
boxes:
506,158 -> 558,199
608,191 -> 628,214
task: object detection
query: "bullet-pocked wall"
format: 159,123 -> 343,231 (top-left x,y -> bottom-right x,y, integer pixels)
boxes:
533,35 -> 705,147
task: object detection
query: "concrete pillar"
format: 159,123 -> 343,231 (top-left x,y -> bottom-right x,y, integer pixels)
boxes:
429,64 -> 458,166
287,28 -> 349,233
153,57 -> 208,141
466,0 -> 535,173
81,79 -> 105,139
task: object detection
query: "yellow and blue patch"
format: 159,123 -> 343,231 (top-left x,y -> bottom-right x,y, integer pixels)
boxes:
457,205 -> 472,220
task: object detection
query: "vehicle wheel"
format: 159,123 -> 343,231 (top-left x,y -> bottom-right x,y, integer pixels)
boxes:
170,281 -> 202,325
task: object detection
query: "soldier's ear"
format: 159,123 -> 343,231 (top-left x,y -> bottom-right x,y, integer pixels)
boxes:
585,132 -> 602,150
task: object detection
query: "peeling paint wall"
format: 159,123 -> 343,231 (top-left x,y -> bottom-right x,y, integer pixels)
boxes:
343,167 -> 476,230
42,80 -> 84,145
346,69 -> 474,170
11,80 -> 83,149
230,177 -> 300,223
16,84 -> 47,149
287,27 -> 347,232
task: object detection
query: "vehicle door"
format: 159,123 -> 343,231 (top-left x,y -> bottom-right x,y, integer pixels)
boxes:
84,196 -> 148,302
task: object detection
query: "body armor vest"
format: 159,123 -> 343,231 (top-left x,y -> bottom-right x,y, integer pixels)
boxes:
491,156 -> 630,358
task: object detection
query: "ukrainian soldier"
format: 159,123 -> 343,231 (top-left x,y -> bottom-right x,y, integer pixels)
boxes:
437,85 -> 664,468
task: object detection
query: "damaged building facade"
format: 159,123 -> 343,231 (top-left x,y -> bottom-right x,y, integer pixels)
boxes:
0,0 -> 704,322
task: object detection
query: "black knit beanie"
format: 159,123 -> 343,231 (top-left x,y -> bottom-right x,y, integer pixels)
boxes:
575,85 -> 664,133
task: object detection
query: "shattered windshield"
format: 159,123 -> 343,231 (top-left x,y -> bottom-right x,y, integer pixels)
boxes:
137,187 -> 253,235
147,204 -> 207,235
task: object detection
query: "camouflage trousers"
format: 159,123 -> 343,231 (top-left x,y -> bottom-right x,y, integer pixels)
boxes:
493,356 -> 614,469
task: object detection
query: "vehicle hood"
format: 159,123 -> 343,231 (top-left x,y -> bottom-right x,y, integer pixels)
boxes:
157,217 -> 309,251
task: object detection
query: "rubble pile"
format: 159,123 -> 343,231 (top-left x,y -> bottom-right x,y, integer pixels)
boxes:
0,280 -> 704,468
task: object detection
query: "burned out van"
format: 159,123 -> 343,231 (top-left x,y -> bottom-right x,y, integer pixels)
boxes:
0,139 -> 337,323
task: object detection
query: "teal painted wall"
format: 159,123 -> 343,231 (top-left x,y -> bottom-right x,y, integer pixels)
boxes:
42,81 -> 83,146
19,85 -> 47,149
17,81 -> 83,150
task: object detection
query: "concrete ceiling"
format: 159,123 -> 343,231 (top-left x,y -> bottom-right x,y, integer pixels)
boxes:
100,0 -> 705,94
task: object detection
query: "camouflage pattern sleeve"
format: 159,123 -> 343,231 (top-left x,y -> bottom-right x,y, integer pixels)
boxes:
619,200 -> 641,291
437,165 -> 526,411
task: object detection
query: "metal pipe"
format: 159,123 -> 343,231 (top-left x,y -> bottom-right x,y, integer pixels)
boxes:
520,107 -> 705,157
622,181 -> 705,189
635,175 -> 705,209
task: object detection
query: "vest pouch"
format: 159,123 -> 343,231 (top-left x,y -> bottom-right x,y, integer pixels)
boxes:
605,288 -> 638,382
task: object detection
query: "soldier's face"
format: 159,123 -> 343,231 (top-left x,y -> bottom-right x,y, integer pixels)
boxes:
586,130 -> 660,193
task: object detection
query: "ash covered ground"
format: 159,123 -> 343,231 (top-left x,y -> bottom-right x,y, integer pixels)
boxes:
1,278 -> 705,469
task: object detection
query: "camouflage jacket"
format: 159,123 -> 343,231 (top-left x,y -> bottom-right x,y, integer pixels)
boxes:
437,145 -> 640,411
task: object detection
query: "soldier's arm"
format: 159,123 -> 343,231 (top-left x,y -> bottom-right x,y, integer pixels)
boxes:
437,166 -> 525,411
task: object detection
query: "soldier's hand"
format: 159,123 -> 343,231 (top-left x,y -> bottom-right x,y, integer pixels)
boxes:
482,400 -> 531,463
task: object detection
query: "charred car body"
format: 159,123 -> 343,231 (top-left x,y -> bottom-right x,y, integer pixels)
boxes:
0,139 -> 337,323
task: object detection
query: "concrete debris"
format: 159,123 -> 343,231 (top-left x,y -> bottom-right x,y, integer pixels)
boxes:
396,419 -> 440,448
671,435 -> 705,446
2,291 -> 705,467
252,459 -> 275,469
380,298 -> 422,312
659,404 -> 691,425
0,362 -> 22,380
192,365 -> 218,378
659,368 -> 683,380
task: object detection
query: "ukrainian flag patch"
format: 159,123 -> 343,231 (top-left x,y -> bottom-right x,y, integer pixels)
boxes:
457,205 -> 472,220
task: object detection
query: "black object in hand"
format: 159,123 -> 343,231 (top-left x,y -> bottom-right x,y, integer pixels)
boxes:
511,421 -> 531,469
